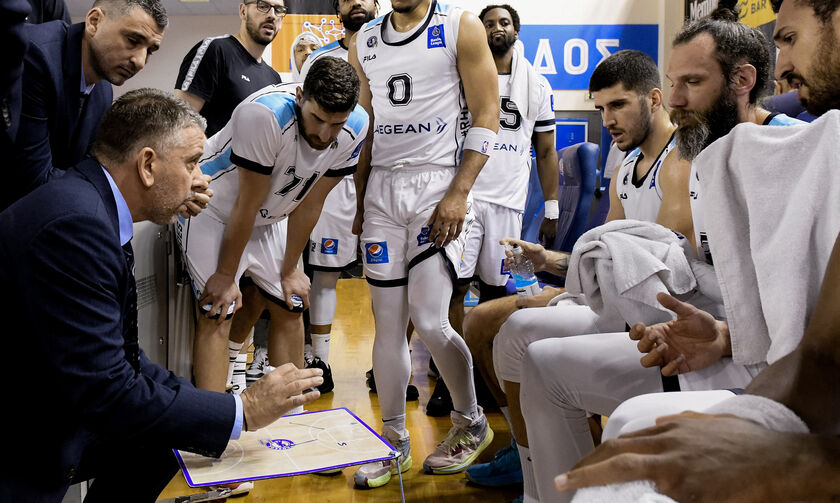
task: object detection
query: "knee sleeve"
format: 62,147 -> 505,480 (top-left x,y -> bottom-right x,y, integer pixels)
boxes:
368,284 -> 411,421
310,270 -> 340,326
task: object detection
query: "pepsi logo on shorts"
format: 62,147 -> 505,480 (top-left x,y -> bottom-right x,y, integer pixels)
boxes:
365,242 -> 389,264
321,238 -> 339,255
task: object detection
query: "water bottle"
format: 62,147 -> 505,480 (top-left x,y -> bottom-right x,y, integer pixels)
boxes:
506,243 -> 541,298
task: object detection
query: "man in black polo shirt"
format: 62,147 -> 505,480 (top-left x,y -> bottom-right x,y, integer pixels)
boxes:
175,0 -> 285,137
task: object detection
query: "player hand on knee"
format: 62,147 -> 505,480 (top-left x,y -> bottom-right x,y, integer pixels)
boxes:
555,412 -> 803,503
428,192 -> 467,247
515,285 -> 565,308
178,174 -> 214,218
240,363 -> 323,430
281,268 -> 311,310
200,272 -> 242,323
631,293 -> 731,375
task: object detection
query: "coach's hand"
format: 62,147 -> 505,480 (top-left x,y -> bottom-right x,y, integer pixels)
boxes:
200,272 -> 242,324
179,174 -> 214,218
630,292 -> 730,375
240,363 -> 323,430
428,192 -> 467,247
516,285 -> 564,308
281,267 -> 311,310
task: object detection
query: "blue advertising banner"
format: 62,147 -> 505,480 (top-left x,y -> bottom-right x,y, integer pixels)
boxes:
518,24 -> 659,90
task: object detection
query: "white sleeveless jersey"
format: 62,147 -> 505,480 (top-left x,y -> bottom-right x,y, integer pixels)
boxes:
471,73 -> 554,211
614,134 -> 677,222
199,83 -> 369,226
356,1 -> 465,169
299,39 -> 348,83
691,113 -> 802,264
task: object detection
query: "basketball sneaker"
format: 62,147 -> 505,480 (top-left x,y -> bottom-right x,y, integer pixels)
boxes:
210,481 -> 253,496
465,438 -> 523,486
423,407 -> 494,474
354,426 -> 412,488
245,346 -> 268,386
305,357 -> 334,394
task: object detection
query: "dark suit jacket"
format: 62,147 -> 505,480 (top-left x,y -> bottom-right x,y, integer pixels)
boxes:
0,0 -> 31,142
0,159 -> 235,502
3,21 -> 113,209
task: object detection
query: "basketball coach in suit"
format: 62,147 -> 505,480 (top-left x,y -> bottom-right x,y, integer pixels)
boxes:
0,89 -> 324,503
3,0 -> 167,209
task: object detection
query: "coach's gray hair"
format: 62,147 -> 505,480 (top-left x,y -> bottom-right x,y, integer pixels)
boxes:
92,0 -> 168,28
92,88 -> 206,165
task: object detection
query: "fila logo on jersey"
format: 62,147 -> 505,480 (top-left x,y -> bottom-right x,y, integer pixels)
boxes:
363,54 -> 377,62
428,24 -> 446,48
321,238 -> 339,255
348,140 -> 365,161
367,36 -> 378,48
417,226 -> 431,246
365,242 -> 389,264
241,74 -> 250,82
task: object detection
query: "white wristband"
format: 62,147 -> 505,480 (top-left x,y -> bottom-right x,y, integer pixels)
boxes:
544,199 -> 559,219
463,126 -> 497,155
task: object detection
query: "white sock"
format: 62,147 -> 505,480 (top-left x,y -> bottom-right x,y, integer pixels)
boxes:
231,354 -> 247,395
312,332 -> 331,363
383,415 -> 407,436
499,406 -> 513,432
286,404 -> 304,415
518,444 -> 538,502
227,341 -> 244,386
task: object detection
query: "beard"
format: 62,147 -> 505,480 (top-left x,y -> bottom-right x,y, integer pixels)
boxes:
802,22 -> 840,116
671,86 -> 739,161
341,8 -> 375,32
488,31 -> 516,56
620,101 -> 653,152
245,14 -> 276,46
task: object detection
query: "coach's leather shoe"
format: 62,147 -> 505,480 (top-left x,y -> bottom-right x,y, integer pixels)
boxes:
423,408 -> 493,474
354,426 -> 412,488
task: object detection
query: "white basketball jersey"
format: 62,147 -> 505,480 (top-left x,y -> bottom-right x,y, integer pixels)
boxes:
356,1 -> 465,169
614,134 -> 676,222
471,73 -> 554,211
690,113 -> 802,264
199,83 -> 369,226
299,40 -> 348,83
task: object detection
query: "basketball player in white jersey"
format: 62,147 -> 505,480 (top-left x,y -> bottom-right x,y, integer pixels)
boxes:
177,57 -> 369,395
293,0 -> 379,394
347,0 -> 499,488
519,10 -> 804,502
461,49 -> 690,501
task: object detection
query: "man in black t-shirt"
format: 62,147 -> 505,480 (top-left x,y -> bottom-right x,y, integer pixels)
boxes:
175,0 -> 285,137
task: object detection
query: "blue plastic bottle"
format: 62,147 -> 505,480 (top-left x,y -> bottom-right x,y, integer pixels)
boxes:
507,243 -> 541,298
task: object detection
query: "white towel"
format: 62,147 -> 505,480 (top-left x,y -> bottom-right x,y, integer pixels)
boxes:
572,481 -> 676,503
566,219 -> 722,325
509,47 -> 547,124
699,110 -> 840,365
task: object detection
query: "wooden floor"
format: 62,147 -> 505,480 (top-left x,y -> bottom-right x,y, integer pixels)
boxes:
158,278 -> 521,503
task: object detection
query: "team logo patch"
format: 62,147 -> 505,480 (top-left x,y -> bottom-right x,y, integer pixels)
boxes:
417,226 -> 432,246
264,438 -> 295,450
348,139 -> 365,161
428,24 -> 446,48
365,242 -> 389,264
321,238 -> 339,255
367,36 -> 378,48
499,258 -> 510,276
436,117 -> 447,134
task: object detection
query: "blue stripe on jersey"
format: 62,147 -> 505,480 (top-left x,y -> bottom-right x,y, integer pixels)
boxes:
201,147 -> 232,177
769,113 -> 804,126
436,1 -> 451,13
345,105 -> 369,137
310,40 -> 340,59
254,93 -> 297,129
365,14 -> 386,29
626,147 -> 642,161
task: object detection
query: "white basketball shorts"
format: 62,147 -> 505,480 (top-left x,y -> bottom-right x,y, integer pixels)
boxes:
460,198 -> 522,286
360,166 -> 474,286
308,175 -> 359,271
